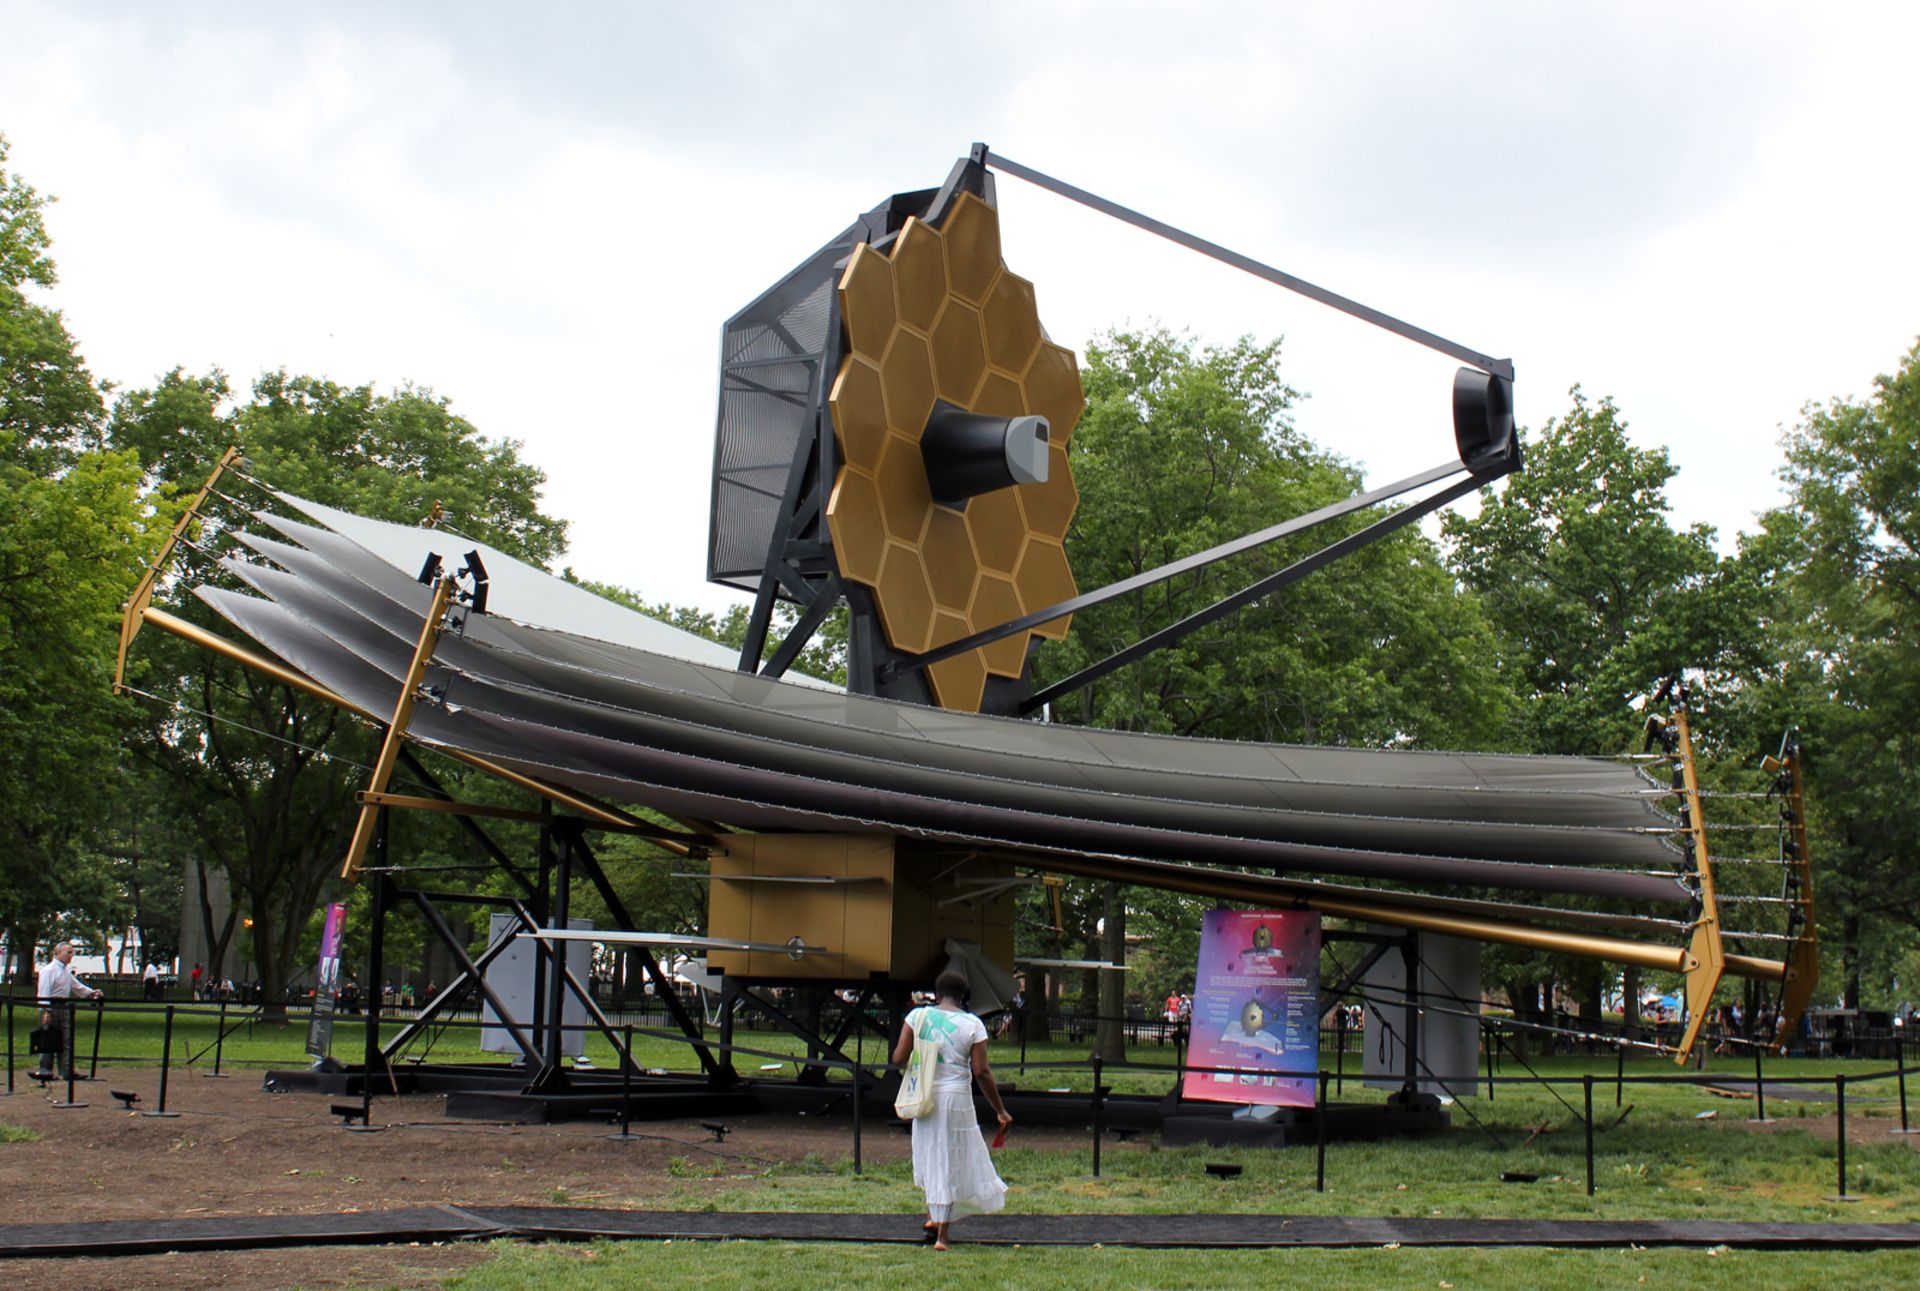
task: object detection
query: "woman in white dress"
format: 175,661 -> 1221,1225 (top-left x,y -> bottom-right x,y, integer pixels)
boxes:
891,969 -> 1012,1250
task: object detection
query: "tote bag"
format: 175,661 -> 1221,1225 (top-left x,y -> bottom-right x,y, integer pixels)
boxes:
893,1007 -> 940,1120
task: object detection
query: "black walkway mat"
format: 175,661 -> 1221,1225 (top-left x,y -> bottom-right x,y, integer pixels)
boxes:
0,1205 -> 501,1259
5,1206 -> 1918,1258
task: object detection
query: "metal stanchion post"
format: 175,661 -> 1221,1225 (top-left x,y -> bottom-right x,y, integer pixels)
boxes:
206,998 -> 230,1078
89,996 -> 104,1080
52,1004 -> 87,1108
1752,1042 -> 1769,1122
4,995 -> 14,1095
360,857 -> 389,1129
1018,1005 -> 1029,1076
1485,1027 -> 1495,1103
1835,1073 -> 1848,1198
1315,1069 -> 1329,1193
143,1006 -> 179,1117
1616,1044 -> 1625,1108
852,1056 -> 864,1176
1091,1056 -> 1104,1178
1334,1010 -> 1345,1096
609,1024 -> 636,1142
1583,1074 -> 1596,1196
1895,1039 -> 1914,1136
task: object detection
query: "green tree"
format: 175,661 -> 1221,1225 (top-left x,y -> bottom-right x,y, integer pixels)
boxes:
1037,327 -> 1511,748
1734,341 -> 1920,1007
1442,388 -> 1761,756
0,134 -> 102,474
109,369 -> 570,1016
0,136 -> 173,979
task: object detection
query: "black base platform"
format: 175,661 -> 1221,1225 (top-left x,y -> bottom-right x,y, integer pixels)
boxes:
263,1063 -> 1184,1130
1162,1097 -> 1448,1148
5,1205 -> 1918,1259
263,1062 -> 1448,1149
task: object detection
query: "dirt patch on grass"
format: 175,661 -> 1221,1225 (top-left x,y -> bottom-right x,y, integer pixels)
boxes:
1703,1107 -> 1920,1146
1,1244 -> 492,1291
0,1063 -> 1076,1288
1,1065 -> 913,1223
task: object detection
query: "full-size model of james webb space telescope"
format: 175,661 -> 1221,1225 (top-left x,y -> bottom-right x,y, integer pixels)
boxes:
117,145 -> 1816,1127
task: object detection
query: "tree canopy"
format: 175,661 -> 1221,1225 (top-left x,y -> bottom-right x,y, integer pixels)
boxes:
1442,388 -> 1761,756
0,134 -> 173,974
1731,342 -> 1920,1004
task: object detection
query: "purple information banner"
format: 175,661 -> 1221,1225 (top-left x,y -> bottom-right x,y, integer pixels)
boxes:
305,902 -> 347,1060
1181,909 -> 1320,1108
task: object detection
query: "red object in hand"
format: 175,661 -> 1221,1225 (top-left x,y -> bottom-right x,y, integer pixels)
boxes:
991,1124 -> 1009,1150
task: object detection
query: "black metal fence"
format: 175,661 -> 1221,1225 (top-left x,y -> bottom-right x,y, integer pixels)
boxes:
5,990 -> 1916,1201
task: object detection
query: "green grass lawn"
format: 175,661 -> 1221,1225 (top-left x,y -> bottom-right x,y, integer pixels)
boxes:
437,1241 -> 1920,1291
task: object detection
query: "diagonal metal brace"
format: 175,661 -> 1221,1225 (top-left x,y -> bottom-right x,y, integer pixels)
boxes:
1665,687 -> 1726,1064
340,576 -> 454,880
115,445 -> 244,691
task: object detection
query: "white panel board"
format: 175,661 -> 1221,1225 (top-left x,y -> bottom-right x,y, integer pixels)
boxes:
480,913 -> 593,1058
1362,929 -> 1484,1097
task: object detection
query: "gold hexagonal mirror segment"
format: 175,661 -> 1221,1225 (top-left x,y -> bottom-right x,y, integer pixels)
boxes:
841,244 -> 896,361
874,542 -> 937,655
1021,342 -> 1085,447
925,611 -> 988,712
941,192 -> 1002,305
929,300 -> 988,407
829,357 -> 888,472
1015,538 -> 1077,641
826,469 -> 887,587
892,218 -> 948,332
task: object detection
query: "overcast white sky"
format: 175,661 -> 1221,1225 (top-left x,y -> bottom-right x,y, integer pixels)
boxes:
5,2 -> 1917,613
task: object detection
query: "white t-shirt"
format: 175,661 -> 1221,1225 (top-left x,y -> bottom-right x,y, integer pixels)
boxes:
912,1006 -> 987,1093
37,959 -> 92,1003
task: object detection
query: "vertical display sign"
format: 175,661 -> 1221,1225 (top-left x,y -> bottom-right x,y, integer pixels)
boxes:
305,902 -> 347,1060
1181,909 -> 1320,1108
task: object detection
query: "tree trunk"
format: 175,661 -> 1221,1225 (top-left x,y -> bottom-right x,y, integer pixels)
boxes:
1580,973 -> 1603,1025
1024,968 -> 1052,1043
196,859 -> 238,982
1623,965 -> 1641,1040
8,929 -> 36,986
1094,882 -> 1127,1062
1842,911 -> 1862,1009
252,887 -> 289,1022
1506,977 -> 1538,1025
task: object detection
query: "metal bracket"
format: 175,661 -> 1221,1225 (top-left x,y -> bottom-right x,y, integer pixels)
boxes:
340,576 -> 455,880
115,445 -> 244,691
1664,684 -> 1727,1064
1763,731 -> 1819,1053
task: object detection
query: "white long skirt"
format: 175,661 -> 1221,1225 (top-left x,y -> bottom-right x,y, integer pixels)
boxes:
911,1086 -> 1007,1217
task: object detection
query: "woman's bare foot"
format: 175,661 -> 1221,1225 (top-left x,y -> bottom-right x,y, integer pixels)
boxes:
934,1221 -> 952,1251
